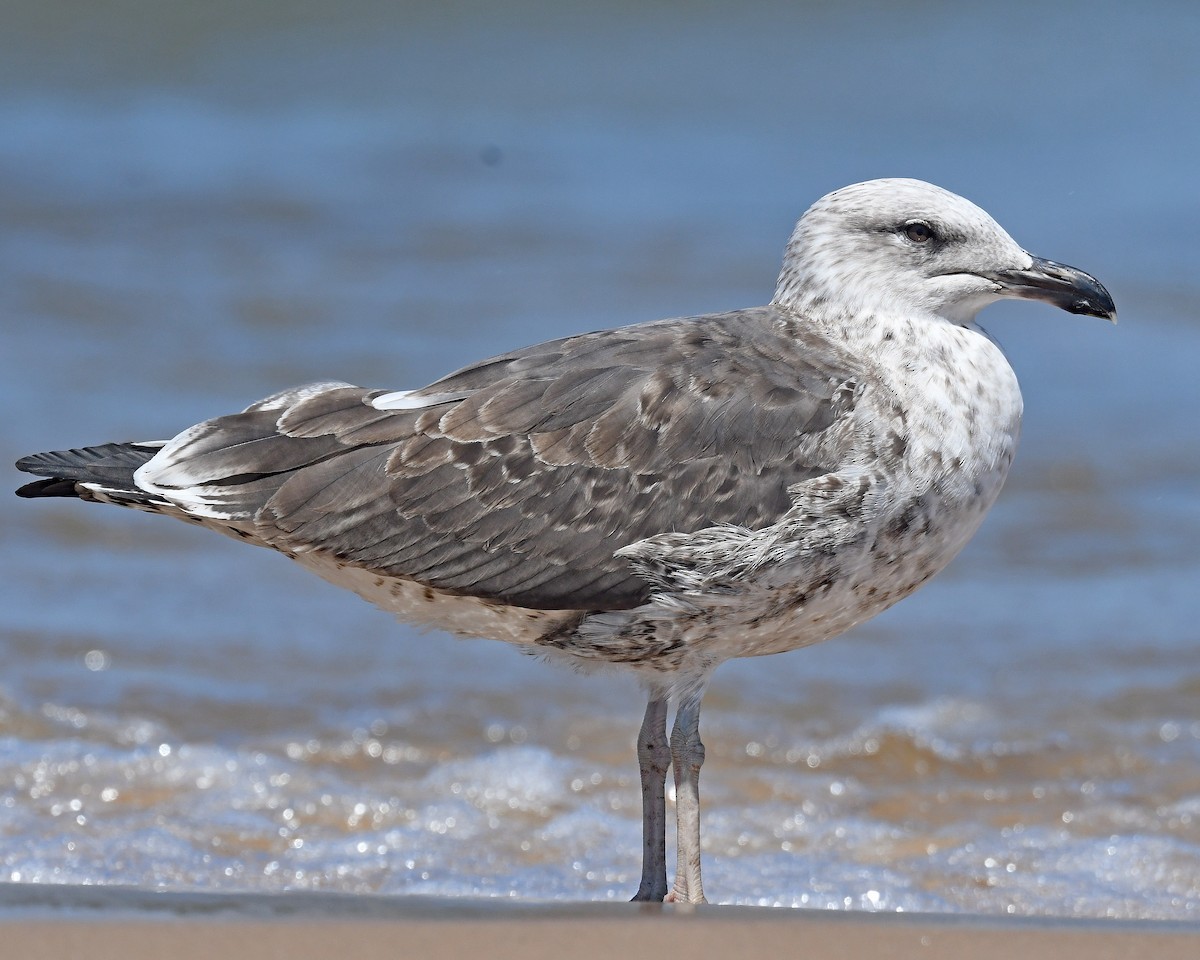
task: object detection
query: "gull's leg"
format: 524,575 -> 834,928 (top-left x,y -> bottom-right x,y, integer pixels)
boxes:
670,690 -> 707,904
632,692 -> 670,901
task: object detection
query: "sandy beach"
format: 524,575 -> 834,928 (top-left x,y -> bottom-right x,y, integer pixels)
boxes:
2,885 -> 1198,960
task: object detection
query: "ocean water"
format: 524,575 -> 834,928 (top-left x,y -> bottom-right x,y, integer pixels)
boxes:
1,0 -> 1199,917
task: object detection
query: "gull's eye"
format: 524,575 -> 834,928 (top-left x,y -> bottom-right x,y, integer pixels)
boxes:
902,220 -> 936,244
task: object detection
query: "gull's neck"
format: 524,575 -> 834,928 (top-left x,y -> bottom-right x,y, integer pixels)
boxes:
771,276 -> 1022,499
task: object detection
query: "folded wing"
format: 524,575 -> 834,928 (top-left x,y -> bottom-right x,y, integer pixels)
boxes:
137,308 -> 861,610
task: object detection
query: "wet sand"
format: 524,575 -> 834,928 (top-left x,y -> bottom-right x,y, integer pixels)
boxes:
2,886 -> 1198,960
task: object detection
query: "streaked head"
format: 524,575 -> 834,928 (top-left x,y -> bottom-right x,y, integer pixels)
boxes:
774,178 -> 1116,326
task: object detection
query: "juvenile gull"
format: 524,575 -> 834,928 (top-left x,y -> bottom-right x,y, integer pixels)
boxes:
15,179 -> 1115,903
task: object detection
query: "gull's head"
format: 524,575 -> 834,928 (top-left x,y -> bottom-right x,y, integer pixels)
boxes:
774,178 -> 1116,326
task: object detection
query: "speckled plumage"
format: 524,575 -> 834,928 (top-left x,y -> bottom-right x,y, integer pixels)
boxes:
16,178 -> 1115,903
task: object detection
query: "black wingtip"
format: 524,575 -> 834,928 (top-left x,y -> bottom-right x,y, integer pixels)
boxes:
15,477 -> 82,499
14,443 -> 162,498
15,453 -> 48,474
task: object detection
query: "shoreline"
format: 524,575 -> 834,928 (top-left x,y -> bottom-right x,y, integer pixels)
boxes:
2,885 -> 1198,960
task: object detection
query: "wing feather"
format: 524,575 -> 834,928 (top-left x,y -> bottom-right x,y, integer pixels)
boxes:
139,307 -> 863,609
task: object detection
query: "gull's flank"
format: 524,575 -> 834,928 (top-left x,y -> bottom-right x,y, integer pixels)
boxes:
15,178 -> 1116,903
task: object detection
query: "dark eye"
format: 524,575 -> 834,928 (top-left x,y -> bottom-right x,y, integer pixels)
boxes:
903,220 -> 936,244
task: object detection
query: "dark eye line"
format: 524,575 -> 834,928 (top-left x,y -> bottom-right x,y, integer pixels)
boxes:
872,221 -> 954,245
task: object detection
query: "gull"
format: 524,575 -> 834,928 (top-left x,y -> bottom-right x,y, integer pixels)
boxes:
15,179 -> 1115,903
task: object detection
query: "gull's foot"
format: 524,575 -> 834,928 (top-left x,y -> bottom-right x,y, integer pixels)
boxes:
631,878 -> 669,902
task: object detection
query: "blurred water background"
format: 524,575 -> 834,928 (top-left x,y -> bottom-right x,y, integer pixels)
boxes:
1,0 -> 1198,917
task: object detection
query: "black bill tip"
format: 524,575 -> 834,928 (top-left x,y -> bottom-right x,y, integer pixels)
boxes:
988,256 -> 1117,323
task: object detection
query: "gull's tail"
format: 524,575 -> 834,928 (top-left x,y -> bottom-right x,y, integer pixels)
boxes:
15,442 -> 168,509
